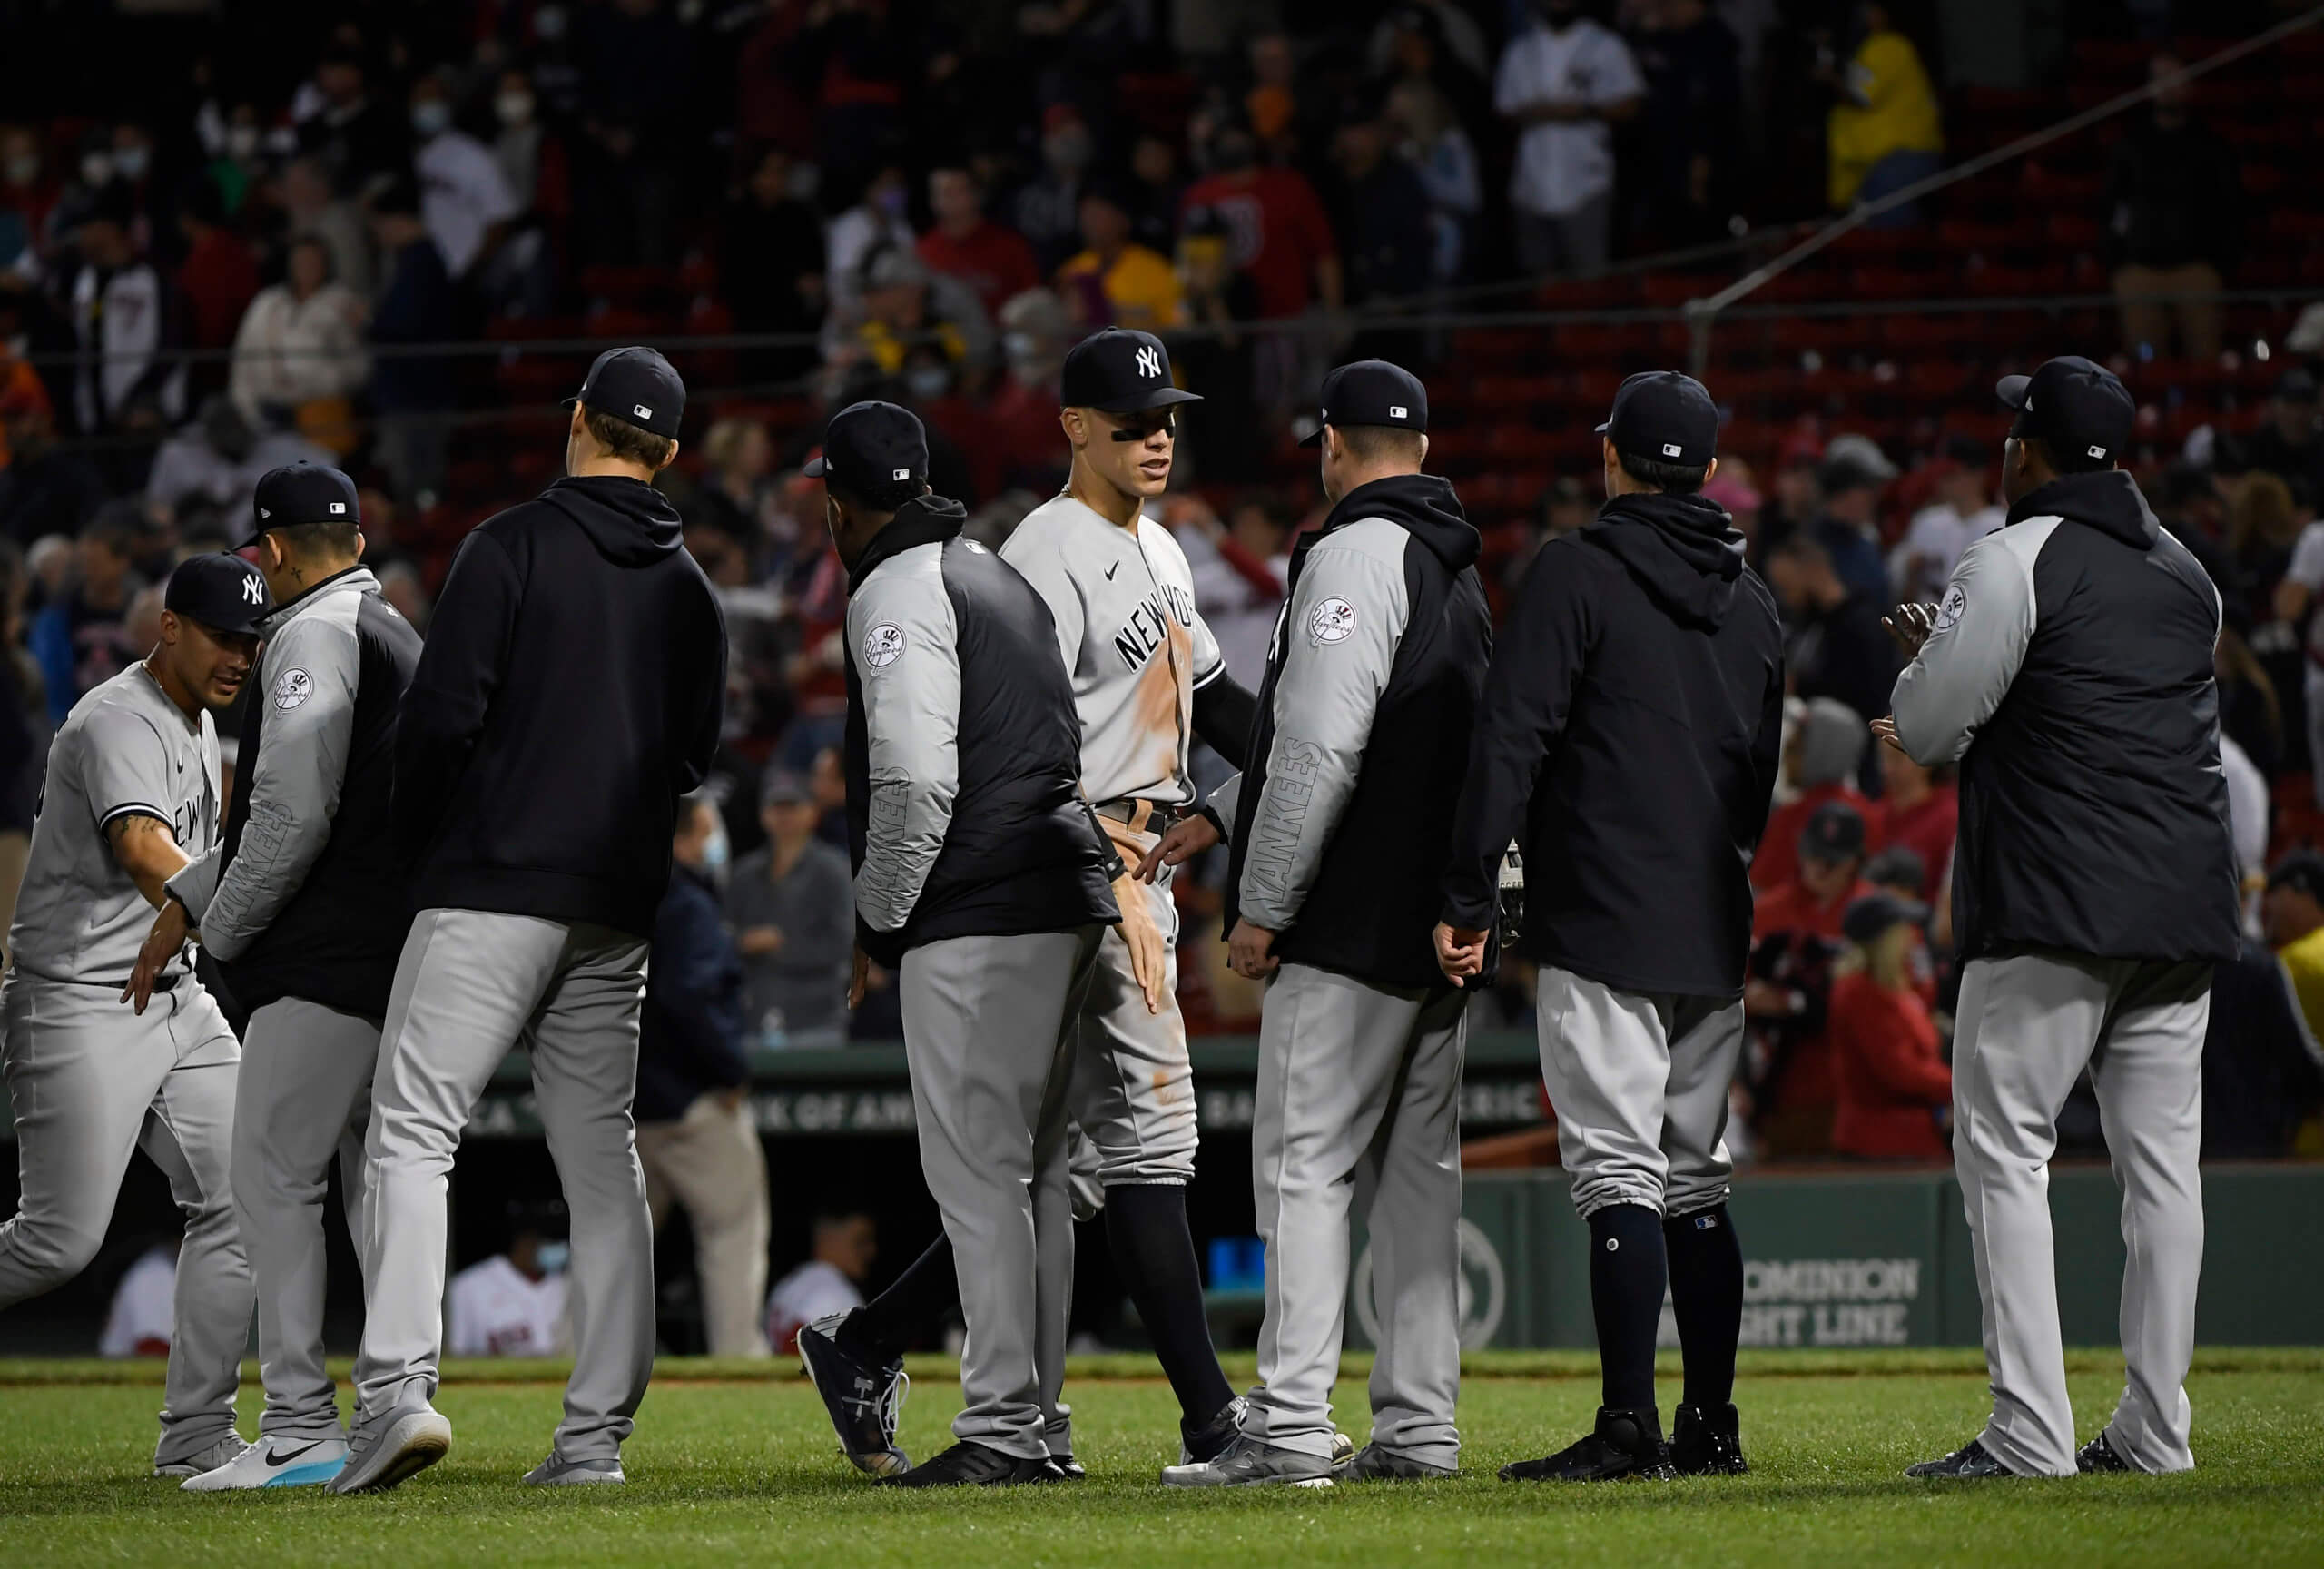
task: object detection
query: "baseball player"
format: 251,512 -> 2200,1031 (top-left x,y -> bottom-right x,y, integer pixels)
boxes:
1440,372 -> 1783,1483
130,467 -> 421,1492
0,553 -> 270,1477
1887,359 -> 2237,1480
1145,360 -> 1492,1488
799,330 -> 1264,1476
332,348 -> 726,1493
817,400 -> 1127,1485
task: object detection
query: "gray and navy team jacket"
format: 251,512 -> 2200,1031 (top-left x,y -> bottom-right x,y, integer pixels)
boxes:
1216,474 -> 1492,991
842,495 -> 1120,971
1891,469 -> 2238,964
167,565 -> 422,1018
1442,491 -> 1786,999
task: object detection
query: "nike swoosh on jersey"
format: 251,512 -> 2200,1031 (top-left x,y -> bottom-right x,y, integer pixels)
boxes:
1105,561 -> 1120,579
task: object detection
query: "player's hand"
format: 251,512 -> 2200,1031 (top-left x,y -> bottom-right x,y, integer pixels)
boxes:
124,897 -> 190,1016
1135,814 -> 1220,883
1882,600 -> 1938,656
1433,922 -> 1488,987
1113,873 -> 1169,1013
738,924 -> 784,957
848,945 -> 871,1011
1870,715 -> 1908,755
1227,919 -> 1279,982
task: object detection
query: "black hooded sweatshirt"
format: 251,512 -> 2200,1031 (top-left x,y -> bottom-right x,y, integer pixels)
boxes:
1224,473 -> 1492,991
1443,490 -> 1787,998
394,475 -> 728,937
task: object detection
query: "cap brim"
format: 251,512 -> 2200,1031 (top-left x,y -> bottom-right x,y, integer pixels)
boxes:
801,456 -> 830,478
1995,374 -> 2032,410
1296,426 -> 1323,448
1088,386 -> 1204,414
1593,420 -> 1612,434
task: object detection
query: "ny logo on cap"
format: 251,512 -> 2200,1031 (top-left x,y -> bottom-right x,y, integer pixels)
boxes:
241,576 -> 264,606
1135,346 -> 1161,380
1662,442 -> 1683,458
329,501 -> 347,515
634,403 -> 654,419
891,468 -> 911,480
1390,405 -> 1408,419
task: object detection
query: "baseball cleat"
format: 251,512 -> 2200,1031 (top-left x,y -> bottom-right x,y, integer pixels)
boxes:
798,1310 -> 910,1476
1670,1402 -> 1748,1475
1501,1406 -> 1677,1483
181,1434 -> 347,1491
1160,1435 -> 1334,1488
523,1453 -> 625,1485
1344,1444 -> 1457,1481
1048,1453 -> 1087,1480
154,1433 -> 253,1479
2076,1433 -> 2133,1474
878,1441 -> 1062,1488
1178,1396 -> 1248,1464
329,1399 -> 452,1494
1905,1437 -> 2015,1478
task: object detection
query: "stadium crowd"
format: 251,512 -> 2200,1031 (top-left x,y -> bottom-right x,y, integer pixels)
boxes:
0,0 -> 2320,1173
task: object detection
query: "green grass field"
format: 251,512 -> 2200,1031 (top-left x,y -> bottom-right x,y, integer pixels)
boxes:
4,1349 -> 2321,1567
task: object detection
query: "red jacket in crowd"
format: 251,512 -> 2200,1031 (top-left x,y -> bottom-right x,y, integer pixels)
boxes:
1828,972 -> 1952,1161
1882,781 -> 1958,903
1753,780 -> 1885,893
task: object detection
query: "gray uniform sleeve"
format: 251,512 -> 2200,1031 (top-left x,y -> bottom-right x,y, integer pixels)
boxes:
78,704 -> 177,834
1236,522 -> 1410,931
999,520 -> 1085,676
848,558 -> 961,935
1890,520 -> 2054,767
168,615 -> 356,960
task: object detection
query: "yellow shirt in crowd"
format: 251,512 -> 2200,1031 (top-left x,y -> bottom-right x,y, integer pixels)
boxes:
1827,28 -> 1944,209
1058,244 -> 1184,332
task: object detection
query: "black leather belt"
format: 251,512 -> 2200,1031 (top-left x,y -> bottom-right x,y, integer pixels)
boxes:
1093,799 -> 1172,831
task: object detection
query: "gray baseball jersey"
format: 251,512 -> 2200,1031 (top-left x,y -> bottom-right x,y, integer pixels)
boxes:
9,662 -> 220,984
1001,496 -> 1224,810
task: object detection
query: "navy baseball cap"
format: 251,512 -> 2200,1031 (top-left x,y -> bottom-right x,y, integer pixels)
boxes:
240,462 -> 359,550
1842,890 -> 1928,946
1059,328 -> 1203,414
1598,370 -> 1719,467
803,400 -> 929,508
1298,360 -> 1429,448
1798,799 -> 1867,865
164,552 -> 271,636
1996,356 -> 2133,470
565,345 -> 685,439
2267,849 -> 2324,903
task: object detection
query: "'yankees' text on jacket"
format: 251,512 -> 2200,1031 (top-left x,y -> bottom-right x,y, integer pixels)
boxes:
843,495 -> 1118,969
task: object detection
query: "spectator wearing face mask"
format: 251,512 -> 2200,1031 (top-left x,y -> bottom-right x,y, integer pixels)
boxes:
198,102 -> 268,219
1015,104 -> 1097,278
635,793 -> 772,1359
988,288 -> 1076,493
827,164 -> 917,327
408,73 -> 517,279
448,1208 -> 572,1358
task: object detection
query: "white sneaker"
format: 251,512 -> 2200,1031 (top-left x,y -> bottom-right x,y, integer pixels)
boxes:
182,1434 -> 350,1492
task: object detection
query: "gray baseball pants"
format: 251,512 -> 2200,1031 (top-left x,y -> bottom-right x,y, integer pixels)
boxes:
0,971 -> 250,1467
898,925 -> 1101,1461
1241,964 -> 1465,1467
353,909 -> 654,1464
236,995 -> 379,1439
1535,966 -> 1745,1220
1953,952 -> 2210,1477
